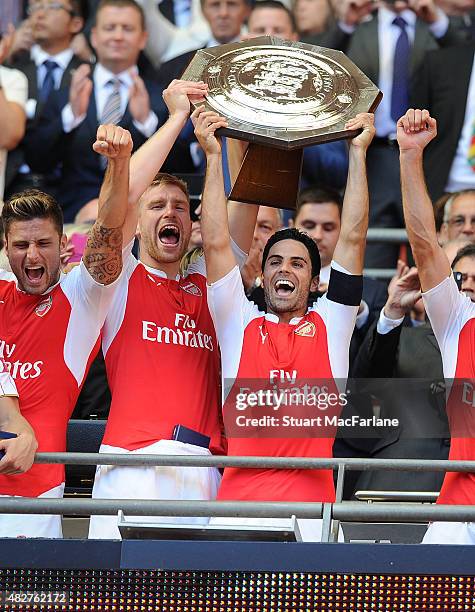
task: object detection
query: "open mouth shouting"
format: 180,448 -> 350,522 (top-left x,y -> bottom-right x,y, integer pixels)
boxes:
274,278 -> 296,297
25,265 -> 45,285
158,224 -> 181,248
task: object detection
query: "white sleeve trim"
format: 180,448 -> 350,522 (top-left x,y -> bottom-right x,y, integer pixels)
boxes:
62,103 -> 86,133
423,274 -> 475,378
61,262 -> 125,385
355,300 -> 369,330
207,265 -> 261,387
377,309 -> 404,335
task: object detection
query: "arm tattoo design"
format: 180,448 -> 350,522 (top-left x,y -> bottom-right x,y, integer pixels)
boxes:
83,223 -> 123,284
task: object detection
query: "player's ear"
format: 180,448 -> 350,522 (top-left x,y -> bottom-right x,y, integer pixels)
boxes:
310,275 -> 319,292
60,234 -> 68,251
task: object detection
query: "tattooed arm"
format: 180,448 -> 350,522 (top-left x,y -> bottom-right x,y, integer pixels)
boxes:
82,125 -> 133,285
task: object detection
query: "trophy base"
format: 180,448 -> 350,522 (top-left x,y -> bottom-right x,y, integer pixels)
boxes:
229,144 -> 303,211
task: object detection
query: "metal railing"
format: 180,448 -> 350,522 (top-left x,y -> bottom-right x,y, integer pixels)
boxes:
2,453 -> 474,543
363,228 -> 409,279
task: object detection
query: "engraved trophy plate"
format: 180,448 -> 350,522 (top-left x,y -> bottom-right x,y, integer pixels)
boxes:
181,36 -> 382,149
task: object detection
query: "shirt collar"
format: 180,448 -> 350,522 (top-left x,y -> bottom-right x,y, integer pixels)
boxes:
207,35 -> 240,48
14,272 -> 63,295
379,5 -> 416,28
31,44 -> 74,71
94,63 -> 138,89
264,312 -> 304,325
142,263 -> 181,282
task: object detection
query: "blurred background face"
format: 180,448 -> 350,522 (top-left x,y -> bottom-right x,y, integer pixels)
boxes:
240,207 -> 282,291
247,7 -> 298,39
29,0 -> 83,50
454,256 -> 475,302
443,238 -> 472,264
293,202 -> 340,268
91,5 -> 147,73
443,194 -> 475,242
189,203 -> 202,249
202,0 -> 250,43
254,206 -> 282,245
294,0 -> 331,35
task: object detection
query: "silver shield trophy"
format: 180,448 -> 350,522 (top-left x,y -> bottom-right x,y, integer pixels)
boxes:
181,36 -> 382,209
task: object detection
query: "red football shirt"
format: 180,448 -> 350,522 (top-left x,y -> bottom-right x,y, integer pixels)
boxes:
101,245 -> 245,455
208,263 -> 361,503
0,265 -> 118,496
423,275 -> 475,505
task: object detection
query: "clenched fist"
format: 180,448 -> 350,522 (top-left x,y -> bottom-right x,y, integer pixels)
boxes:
93,124 -> 133,160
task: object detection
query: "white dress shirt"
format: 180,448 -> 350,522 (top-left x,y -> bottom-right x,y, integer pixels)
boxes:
376,7 -> 448,138
27,45 -> 74,119
61,63 -> 158,137
340,8 -> 448,138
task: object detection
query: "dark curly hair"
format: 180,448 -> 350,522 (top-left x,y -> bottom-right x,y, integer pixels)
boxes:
261,227 -> 321,278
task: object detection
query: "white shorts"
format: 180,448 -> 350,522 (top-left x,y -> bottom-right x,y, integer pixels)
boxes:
0,483 -> 64,538
88,439 -> 221,539
422,521 -> 475,545
208,517 -> 343,542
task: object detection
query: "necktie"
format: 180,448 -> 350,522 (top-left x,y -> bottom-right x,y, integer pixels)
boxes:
391,16 -> 410,123
469,118 -> 475,172
39,59 -> 58,104
101,78 -> 122,125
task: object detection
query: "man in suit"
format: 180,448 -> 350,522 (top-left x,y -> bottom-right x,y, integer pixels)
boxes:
340,0 -> 461,268
157,0 -> 251,86
5,0 -> 87,198
350,262 -> 449,495
25,0 -> 168,222
412,43 -> 475,203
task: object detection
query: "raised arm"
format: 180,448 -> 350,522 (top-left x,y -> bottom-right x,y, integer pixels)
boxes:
82,125 -> 133,285
332,113 -> 375,273
123,79 -> 208,245
226,138 -> 259,255
193,106 -> 234,284
397,109 -> 451,292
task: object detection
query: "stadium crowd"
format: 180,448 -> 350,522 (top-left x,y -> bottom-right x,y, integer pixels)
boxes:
0,0 -> 474,544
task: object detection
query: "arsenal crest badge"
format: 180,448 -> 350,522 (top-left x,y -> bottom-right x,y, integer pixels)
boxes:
294,320 -> 316,338
181,281 -> 202,297
35,295 -> 53,318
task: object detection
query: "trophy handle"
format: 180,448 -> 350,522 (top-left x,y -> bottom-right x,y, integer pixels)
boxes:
229,144 -> 303,211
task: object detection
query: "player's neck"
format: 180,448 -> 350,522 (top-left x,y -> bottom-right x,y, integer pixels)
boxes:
140,255 -> 181,279
267,307 -> 307,324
